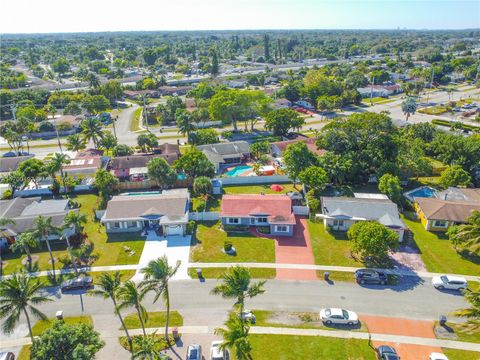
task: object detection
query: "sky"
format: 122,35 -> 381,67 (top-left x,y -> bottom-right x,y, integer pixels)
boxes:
1,0 -> 479,34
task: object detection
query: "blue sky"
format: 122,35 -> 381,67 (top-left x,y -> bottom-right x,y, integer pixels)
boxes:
1,0 -> 479,33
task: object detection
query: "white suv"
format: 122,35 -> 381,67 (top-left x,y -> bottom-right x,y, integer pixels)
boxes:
432,275 -> 467,291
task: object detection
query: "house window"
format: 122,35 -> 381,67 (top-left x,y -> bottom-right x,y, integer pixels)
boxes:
275,225 -> 289,232
433,220 -> 448,228
256,217 -> 268,224
227,218 -> 239,224
112,222 -> 120,228
127,221 -> 137,228
333,220 -> 344,227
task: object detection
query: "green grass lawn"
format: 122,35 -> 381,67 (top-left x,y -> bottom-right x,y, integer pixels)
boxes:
308,221 -> 362,267
253,310 -> 368,332
122,311 -> 183,330
223,183 -> 297,195
362,97 -> 395,105
249,334 -> 376,360
3,194 -> 145,275
442,349 -> 480,360
191,195 -> 222,212
418,105 -> 448,115
129,108 -> 143,132
403,216 -> 480,275
31,316 -> 92,336
435,321 -> 480,344
187,267 -> 276,279
190,222 -> 275,263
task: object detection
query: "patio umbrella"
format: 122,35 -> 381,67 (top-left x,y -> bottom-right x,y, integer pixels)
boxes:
270,184 -> 283,192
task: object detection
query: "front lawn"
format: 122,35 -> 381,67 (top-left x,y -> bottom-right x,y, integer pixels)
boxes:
403,216 -> 480,275
31,316 -> 92,336
187,267 -> 276,279
192,195 -> 222,212
435,321 -> 480,344
308,221 -> 362,267
249,334 -> 376,359
442,349 -> 480,360
122,311 -> 183,330
418,105 -> 448,115
223,183 -> 297,195
190,222 -> 275,263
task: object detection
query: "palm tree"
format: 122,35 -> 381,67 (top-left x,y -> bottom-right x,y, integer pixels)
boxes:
118,281 -> 148,336
0,272 -> 52,343
63,211 -> 87,238
141,256 -> 180,344
48,153 -> 70,196
211,266 -> 266,315
0,218 -> 15,276
132,332 -> 166,360
34,216 -> 59,282
451,289 -> 480,332
450,211 -> 480,254
10,231 -> 39,266
66,134 -> 87,152
44,104 -> 63,153
81,117 -> 104,149
88,272 -> 133,352
215,312 -> 252,360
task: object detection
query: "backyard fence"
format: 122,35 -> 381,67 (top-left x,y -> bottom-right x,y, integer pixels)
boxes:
189,212 -> 220,221
217,175 -> 291,186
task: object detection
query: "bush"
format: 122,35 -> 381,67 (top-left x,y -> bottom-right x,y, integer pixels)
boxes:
187,220 -> 195,235
223,224 -> 249,232
257,226 -> 270,234
38,121 -> 55,132
57,122 -> 73,131
222,130 -> 233,139
1,189 -> 12,199
224,241 -> 233,252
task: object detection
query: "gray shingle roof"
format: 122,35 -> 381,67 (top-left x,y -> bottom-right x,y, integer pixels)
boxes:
198,141 -> 250,159
320,196 -> 405,228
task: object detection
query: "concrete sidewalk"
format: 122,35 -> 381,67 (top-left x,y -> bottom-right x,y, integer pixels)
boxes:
3,325 -> 480,352
1,262 -> 479,282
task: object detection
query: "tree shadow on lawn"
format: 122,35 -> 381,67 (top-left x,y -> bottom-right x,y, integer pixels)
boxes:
105,232 -> 145,243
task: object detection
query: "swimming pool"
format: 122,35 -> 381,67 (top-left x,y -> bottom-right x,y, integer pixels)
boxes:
404,186 -> 438,202
225,165 -> 253,177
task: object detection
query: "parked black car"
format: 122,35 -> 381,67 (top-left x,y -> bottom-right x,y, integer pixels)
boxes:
60,276 -> 93,292
355,269 -> 388,285
376,345 -> 400,360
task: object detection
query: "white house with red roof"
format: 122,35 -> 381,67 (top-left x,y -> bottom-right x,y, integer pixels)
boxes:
221,194 -> 295,236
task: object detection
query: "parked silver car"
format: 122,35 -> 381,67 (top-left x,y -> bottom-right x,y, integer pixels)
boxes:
319,308 -> 359,325
432,275 -> 467,291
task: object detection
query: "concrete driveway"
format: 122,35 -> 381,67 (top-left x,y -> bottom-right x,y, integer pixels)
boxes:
132,231 -> 191,281
362,314 -> 443,360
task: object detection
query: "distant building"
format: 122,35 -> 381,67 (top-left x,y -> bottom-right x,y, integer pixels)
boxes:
274,98 -> 292,109
0,155 -> 34,176
270,138 -> 326,158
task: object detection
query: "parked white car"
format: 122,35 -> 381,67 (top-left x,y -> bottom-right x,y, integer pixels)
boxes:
210,341 -> 228,360
432,275 -> 467,291
319,308 -> 359,325
429,352 -> 449,360
241,310 -> 256,324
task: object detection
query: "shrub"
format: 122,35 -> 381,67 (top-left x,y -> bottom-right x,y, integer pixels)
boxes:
57,122 -> 73,131
223,224 -> 249,232
38,121 -> 55,132
187,220 -> 195,235
224,241 -> 233,252
257,226 -> 270,234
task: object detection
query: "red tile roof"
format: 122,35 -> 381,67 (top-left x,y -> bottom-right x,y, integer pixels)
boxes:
271,137 -> 326,156
221,194 -> 296,224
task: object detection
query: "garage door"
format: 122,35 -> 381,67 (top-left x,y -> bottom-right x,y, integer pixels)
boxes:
167,225 -> 182,236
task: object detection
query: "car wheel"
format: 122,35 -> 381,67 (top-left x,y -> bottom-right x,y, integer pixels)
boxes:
347,322 -> 354,326
360,280 -> 365,284
326,320 -> 332,325
437,285 -> 444,290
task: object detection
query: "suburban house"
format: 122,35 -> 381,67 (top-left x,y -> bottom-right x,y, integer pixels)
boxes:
414,188 -> 480,231
101,189 -> 190,236
357,83 -> 402,98
110,144 -> 180,180
123,89 -> 160,100
221,194 -> 296,236
274,98 -> 292,109
63,149 -> 107,175
0,154 -> 34,176
317,194 -> 406,241
158,86 -> 193,96
270,137 -> 326,158
198,141 -> 250,172
0,197 -> 75,249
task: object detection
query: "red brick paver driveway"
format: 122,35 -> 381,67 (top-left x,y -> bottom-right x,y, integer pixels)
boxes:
253,217 -> 316,280
362,315 -> 443,360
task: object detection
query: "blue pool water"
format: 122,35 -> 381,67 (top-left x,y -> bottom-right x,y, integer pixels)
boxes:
225,165 -> 253,177
404,186 -> 438,201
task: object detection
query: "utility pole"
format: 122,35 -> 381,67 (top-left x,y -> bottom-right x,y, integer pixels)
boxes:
142,94 -> 149,131
370,77 -> 375,106
426,68 -> 435,104
112,116 -> 118,140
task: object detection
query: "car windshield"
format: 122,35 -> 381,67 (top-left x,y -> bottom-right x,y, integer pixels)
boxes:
440,276 -> 448,283
188,349 -> 198,359
342,310 -> 349,319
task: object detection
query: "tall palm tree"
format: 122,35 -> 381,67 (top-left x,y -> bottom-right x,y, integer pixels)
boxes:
48,153 -> 70,196
450,211 -> 480,255
34,216 -> 59,282
81,117 -> 104,149
211,266 -> 266,315
66,134 -> 87,152
118,281 -> 148,336
0,218 -> 15,276
63,211 -> 87,238
88,272 -> 133,352
215,312 -> 252,360
0,272 -> 52,343
44,104 -> 63,153
451,289 -> 480,332
132,332 -> 166,360
10,231 -> 39,266
141,256 -> 180,343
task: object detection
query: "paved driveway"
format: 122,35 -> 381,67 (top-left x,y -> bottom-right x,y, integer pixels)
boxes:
272,217 -> 317,281
132,231 -> 191,281
362,314 -> 443,360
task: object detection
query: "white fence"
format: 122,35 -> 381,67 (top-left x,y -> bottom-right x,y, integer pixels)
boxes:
189,212 -> 220,221
293,206 -> 309,216
218,175 -> 291,186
